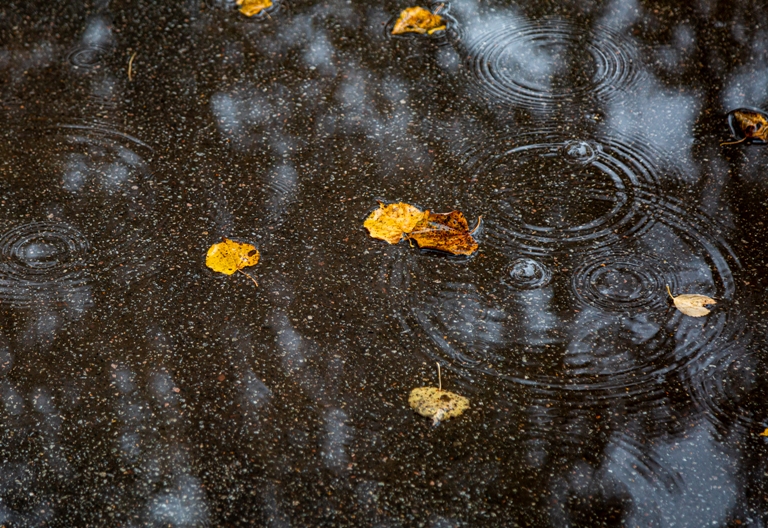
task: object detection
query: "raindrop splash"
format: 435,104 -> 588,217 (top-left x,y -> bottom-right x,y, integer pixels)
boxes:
503,257 -> 552,290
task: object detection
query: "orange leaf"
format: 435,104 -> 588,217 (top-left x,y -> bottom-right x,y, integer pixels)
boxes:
723,108 -> 768,146
392,6 -> 446,35
237,0 -> 272,17
406,210 -> 480,256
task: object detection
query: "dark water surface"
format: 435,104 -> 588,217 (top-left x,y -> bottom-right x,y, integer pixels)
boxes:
1,0 -> 768,526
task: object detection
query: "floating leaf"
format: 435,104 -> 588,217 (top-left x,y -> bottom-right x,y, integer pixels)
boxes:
722,108 -> 768,146
392,6 -> 446,35
409,387 -> 469,425
237,0 -> 272,17
406,210 -> 480,256
363,201 -> 426,245
408,363 -> 469,426
760,428 -> 768,437
666,285 -> 716,318
206,238 -> 260,275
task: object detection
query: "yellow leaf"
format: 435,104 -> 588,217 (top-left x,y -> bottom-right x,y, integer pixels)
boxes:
666,285 -> 716,318
409,387 -> 469,425
722,108 -> 768,146
392,6 -> 446,35
237,0 -> 272,17
363,201 -> 426,245
406,210 -> 480,256
206,238 -> 260,276
759,428 -> 768,437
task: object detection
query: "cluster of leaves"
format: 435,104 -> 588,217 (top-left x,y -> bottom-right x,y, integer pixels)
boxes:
363,201 -> 480,256
392,6 -> 446,35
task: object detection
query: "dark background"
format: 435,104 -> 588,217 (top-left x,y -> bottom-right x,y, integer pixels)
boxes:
1,0 -> 767,525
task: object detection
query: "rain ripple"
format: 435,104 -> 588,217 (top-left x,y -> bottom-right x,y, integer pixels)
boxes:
66,46 -> 109,69
462,19 -> 642,109
0,222 -> 89,308
503,257 -> 552,290
462,131 -> 666,255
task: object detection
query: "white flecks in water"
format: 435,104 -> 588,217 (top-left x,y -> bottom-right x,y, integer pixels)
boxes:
147,475 -> 210,528
322,408 -> 352,471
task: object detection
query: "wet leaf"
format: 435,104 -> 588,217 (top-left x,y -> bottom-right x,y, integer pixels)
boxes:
363,201 -> 426,245
409,387 -> 469,426
760,428 -> 768,437
666,285 -> 716,318
392,6 -> 446,35
406,210 -> 480,256
206,238 -> 260,275
237,0 -> 272,17
723,108 -> 768,146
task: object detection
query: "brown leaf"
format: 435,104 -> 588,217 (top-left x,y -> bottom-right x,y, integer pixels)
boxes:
406,210 -> 480,256
723,108 -> 768,146
759,428 -> 768,437
408,387 -> 469,425
666,285 -> 716,317
392,6 -> 446,35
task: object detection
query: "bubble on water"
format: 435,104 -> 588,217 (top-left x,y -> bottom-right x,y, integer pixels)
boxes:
66,46 -> 109,68
0,124 -> 166,290
0,222 -> 90,308
561,139 -> 600,164
461,131 -> 671,255
462,19 -> 642,110
503,257 -> 552,290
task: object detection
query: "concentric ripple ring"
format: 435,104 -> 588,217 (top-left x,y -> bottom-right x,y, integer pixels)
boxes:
0,222 -> 90,307
464,20 -> 641,109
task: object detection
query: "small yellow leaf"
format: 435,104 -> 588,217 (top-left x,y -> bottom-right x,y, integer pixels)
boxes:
666,285 -> 716,317
392,6 -> 446,35
759,428 -> 768,437
237,0 -> 272,17
206,238 -> 260,275
363,202 -> 426,245
409,387 -> 469,425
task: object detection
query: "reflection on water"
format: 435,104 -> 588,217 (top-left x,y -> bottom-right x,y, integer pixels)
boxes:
461,19 -> 642,110
0,0 -> 766,524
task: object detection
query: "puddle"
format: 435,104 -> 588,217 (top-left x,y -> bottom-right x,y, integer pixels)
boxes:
0,0 -> 766,525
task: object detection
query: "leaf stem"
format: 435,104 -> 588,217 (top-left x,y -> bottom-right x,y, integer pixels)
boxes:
471,215 -> 482,234
665,284 -> 674,299
437,362 -> 442,392
720,137 -> 746,146
237,269 -> 259,287
128,52 -> 137,81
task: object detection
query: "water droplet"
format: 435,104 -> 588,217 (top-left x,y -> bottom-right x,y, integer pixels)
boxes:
504,258 -> 552,289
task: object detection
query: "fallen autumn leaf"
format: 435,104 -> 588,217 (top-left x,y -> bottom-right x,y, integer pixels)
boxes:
237,0 -> 273,17
407,210 -> 480,256
392,6 -> 446,35
206,238 -> 260,286
666,285 -> 716,317
363,201 -> 426,244
408,363 -> 469,426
